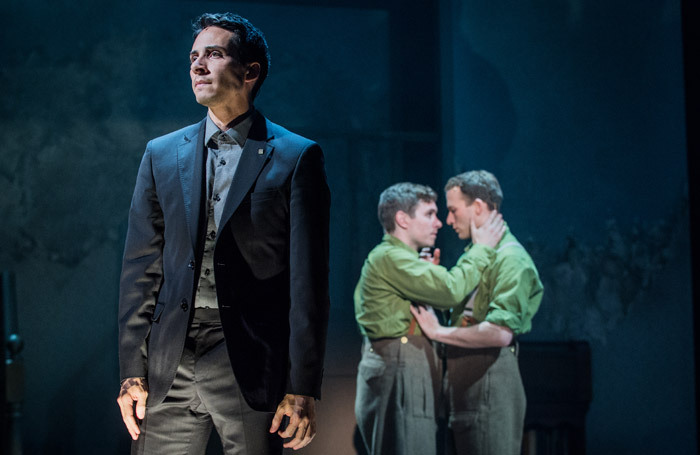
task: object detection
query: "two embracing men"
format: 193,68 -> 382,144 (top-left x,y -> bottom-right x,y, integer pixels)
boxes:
354,170 -> 543,455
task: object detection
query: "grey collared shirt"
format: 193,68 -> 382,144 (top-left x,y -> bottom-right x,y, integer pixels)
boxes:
196,111 -> 254,309
203,113 -> 253,227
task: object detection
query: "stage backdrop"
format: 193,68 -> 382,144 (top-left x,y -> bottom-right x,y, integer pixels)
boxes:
0,0 -> 694,454
438,1 -> 695,454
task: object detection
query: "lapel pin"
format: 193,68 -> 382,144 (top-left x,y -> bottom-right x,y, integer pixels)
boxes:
258,148 -> 264,155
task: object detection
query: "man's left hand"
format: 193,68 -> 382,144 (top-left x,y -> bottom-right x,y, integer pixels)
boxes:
419,247 -> 441,265
269,393 -> 317,450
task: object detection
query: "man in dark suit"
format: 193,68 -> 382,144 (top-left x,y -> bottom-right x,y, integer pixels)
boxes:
116,13 -> 330,454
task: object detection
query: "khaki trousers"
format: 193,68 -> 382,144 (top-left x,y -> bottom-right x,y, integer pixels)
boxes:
443,345 -> 526,455
355,336 -> 442,455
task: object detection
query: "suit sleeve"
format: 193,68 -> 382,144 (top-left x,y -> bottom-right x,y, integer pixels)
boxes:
118,144 -> 165,381
287,143 -> 331,399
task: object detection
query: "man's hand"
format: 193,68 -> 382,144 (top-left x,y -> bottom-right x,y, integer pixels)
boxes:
117,377 -> 148,440
410,305 -> 441,340
269,394 -> 317,450
471,211 -> 505,248
419,247 -> 441,265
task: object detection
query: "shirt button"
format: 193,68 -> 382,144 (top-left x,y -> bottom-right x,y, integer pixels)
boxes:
219,159 -> 226,166
400,336 -> 408,344
209,230 -> 216,240
180,299 -> 189,311
204,268 -> 210,276
213,194 -> 221,202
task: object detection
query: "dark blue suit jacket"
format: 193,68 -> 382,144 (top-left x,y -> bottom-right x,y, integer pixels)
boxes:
118,111 -> 330,411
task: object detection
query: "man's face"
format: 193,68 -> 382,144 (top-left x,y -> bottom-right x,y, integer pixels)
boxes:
445,187 -> 475,240
190,27 -> 248,109
404,200 -> 443,249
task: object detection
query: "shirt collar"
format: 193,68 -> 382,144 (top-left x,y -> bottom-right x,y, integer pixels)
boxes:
205,109 -> 255,148
382,233 -> 419,256
494,223 -> 512,248
464,222 -> 512,252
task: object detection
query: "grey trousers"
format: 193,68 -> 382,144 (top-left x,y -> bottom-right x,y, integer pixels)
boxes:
443,345 -> 526,455
355,336 -> 442,455
132,316 -> 282,455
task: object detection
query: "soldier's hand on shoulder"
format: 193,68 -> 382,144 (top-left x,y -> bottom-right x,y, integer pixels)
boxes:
471,212 -> 505,248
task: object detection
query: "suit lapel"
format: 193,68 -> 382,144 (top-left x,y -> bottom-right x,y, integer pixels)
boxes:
177,119 -> 207,250
217,112 -> 274,237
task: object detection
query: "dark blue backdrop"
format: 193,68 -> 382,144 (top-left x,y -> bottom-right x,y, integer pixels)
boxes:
0,0 -> 694,453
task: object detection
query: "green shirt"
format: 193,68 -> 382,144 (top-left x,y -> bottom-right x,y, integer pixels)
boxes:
354,234 -> 496,339
449,228 -> 543,335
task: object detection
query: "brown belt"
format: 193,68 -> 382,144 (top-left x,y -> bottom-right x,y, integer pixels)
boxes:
460,315 -> 478,327
408,316 -> 417,335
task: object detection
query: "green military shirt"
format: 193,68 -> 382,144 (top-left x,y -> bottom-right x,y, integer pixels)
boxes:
449,227 -> 543,335
354,234 -> 496,339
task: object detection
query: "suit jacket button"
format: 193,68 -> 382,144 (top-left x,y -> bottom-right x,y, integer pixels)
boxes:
187,260 -> 195,270
181,299 -> 189,311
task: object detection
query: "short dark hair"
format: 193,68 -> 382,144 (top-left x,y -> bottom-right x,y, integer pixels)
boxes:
192,12 -> 271,98
445,170 -> 503,211
378,183 -> 438,233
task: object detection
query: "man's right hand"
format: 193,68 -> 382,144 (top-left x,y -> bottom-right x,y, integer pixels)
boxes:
410,304 -> 441,340
471,211 -> 505,248
117,377 -> 148,440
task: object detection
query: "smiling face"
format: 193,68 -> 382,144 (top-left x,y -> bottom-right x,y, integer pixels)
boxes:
402,200 -> 443,249
189,26 -> 251,111
445,187 -> 476,240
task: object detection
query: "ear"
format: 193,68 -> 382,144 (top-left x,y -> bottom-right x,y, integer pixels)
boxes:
245,62 -> 261,83
472,198 -> 487,216
395,210 -> 411,230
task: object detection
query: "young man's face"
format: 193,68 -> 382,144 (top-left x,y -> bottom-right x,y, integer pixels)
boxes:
189,26 -> 249,109
445,187 -> 475,240
404,200 -> 443,249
